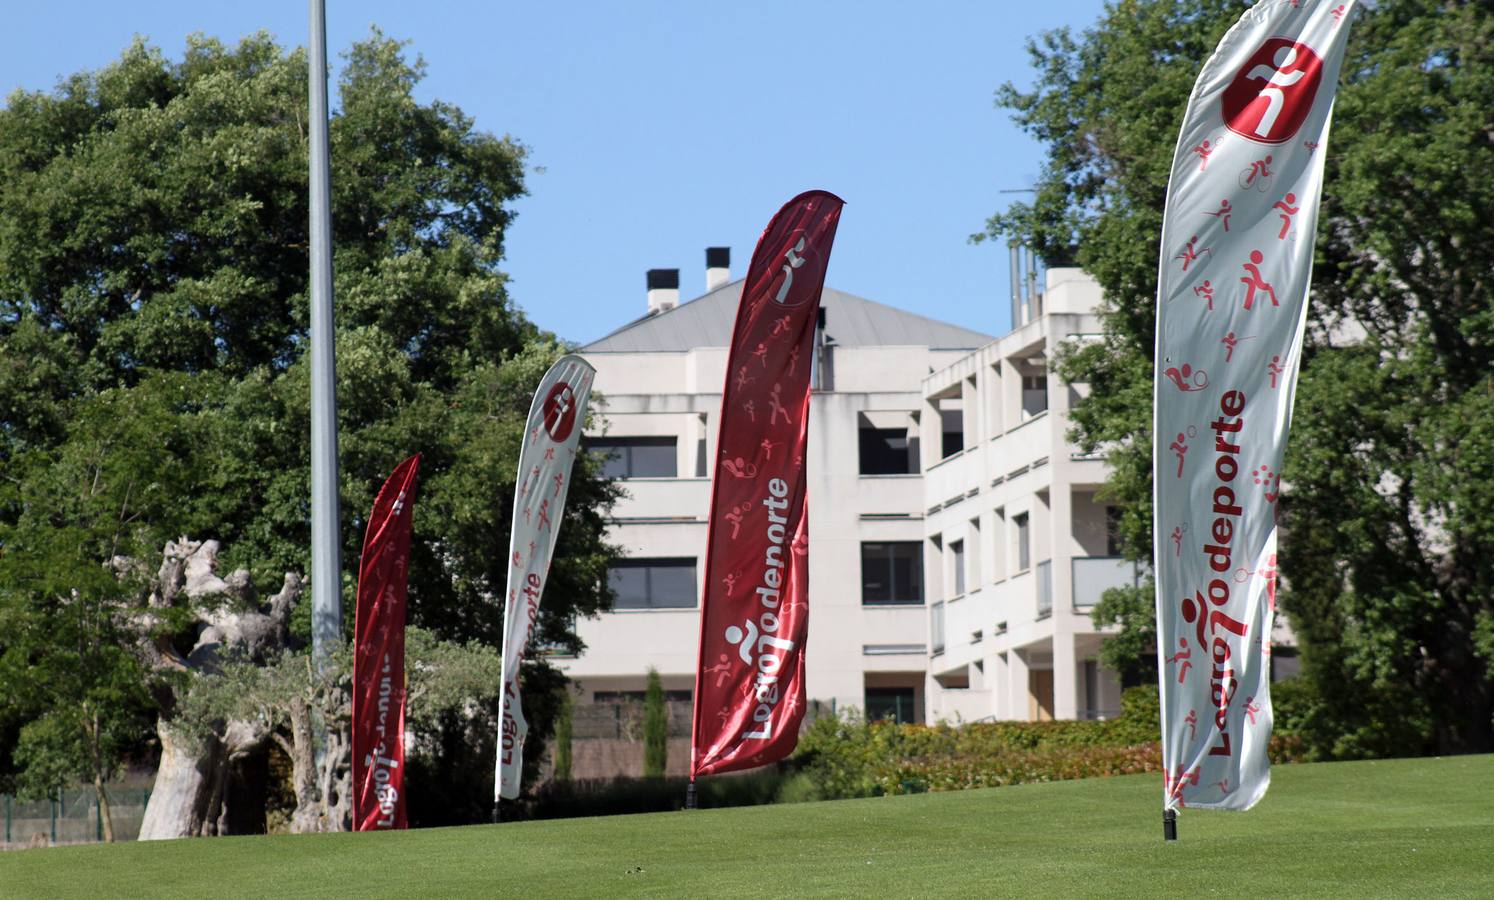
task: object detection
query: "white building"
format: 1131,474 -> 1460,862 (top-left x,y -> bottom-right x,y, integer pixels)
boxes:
561,250 -> 1136,728
918,267 -> 1134,724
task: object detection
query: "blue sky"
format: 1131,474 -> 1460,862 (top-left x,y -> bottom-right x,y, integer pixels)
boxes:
5,1 -> 1109,346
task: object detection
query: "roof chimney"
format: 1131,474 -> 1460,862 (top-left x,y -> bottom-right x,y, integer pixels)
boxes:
646,268 -> 680,314
705,247 -> 731,291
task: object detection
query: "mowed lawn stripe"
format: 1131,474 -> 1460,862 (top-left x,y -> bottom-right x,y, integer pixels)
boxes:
2,755 -> 1489,898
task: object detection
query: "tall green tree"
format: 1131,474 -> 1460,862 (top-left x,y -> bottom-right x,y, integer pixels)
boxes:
642,667 -> 668,778
0,31 -> 618,809
985,0 -> 1494,754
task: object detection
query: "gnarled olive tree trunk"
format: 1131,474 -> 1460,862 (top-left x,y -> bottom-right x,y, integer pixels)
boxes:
136,539 -> 337,839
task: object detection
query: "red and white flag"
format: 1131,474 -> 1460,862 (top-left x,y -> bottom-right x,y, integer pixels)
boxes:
1153,0 -> 1358,811
495,355 -> 595,801
690,190 -> 844,779
352,453 -> 421,830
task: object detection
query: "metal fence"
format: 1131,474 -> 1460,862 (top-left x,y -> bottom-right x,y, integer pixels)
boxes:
2,787 -> 150,848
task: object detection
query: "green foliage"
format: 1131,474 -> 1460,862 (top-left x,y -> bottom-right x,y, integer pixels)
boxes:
1089,581 -> 1158,687
790,689 -> 1165,801
641,668 -> 668,779
553,689 -> 573,783
986,0 -> 1494,754
0,29 -> 620,803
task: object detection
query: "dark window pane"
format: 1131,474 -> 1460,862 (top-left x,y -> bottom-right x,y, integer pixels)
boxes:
861,542 -> 923,605
941,409 -> 963,458
607,558 -> 697,610
865,687 -> 916,724
1015,513 -> 1031,572
628,440 -> 677,477
586,437 -> 677,478
859,427 -> 916,475
650,562 -> 698,608
607,564 -> 651,609
952,540 -> 966,596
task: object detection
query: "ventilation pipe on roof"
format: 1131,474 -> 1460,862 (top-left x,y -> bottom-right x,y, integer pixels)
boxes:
646,268 -> 679,314
705,247 -> 730,291
1008,240 -> 1022,329
1026,246 -> 1043,319
1007,241 -> 1046,330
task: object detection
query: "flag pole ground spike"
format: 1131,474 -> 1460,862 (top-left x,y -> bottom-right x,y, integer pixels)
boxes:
1164,808 -> 1177,842
685,781 -> 698,810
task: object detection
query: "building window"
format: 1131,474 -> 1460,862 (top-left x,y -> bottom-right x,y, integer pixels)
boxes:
859,426 -> 918,475
861,542 -> 923,605
1014,513 -> 1031,572
587,436 -> 677,478
865,687 -> 916,724
607,558 -> 697,609
931,602 -> 946,655
1106,506 -> 1123,556
1022,374 -> 1048,418
950,540 -> 966,597
941,408 -> 964,458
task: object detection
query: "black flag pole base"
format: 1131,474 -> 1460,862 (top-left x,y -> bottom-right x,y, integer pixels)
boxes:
685,781 -> 698,810
491,803 -> 502,824
1163,808 -> 1177,842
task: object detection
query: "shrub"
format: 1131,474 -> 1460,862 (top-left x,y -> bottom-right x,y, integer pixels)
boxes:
789,687 -> 1168,800
642,668 -> 667,778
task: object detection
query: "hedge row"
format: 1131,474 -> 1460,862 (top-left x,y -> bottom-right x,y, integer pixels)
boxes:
524,686 -> 1312,815
787,687 -> 1308,800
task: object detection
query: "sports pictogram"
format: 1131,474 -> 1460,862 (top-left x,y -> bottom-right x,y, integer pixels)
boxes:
541,381 -> 579,442
1222,38 -> 1324,144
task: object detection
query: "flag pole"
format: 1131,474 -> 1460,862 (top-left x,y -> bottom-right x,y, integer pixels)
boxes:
308,0 -> 342,670
1164,808 -> 1177,842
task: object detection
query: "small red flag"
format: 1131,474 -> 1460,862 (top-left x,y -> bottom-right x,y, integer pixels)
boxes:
352,453 -> 420,830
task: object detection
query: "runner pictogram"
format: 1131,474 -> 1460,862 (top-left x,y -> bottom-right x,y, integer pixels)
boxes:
541,381 -> 579,442
1239,251 -> 1278,309
1222,38 -> 1325,144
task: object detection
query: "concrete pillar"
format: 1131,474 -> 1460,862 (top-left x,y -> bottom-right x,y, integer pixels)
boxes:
1001,357 -> 1022,434
961,376 -> 981,446
1053,631 -> 1080,720
1007,649 -> 1031,721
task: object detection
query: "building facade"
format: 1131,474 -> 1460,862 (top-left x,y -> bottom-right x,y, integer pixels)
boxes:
560,254 -> 1135,729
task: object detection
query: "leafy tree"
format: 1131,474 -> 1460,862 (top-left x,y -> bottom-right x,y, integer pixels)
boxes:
642,668 -> 667,778
0,30 -> 619,815
984,0 -> 1494,754
0,378 -> 197,838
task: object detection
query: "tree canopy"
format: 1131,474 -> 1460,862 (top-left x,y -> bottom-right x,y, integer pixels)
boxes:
0,30 -> 618,808
985,0 -> 1494,755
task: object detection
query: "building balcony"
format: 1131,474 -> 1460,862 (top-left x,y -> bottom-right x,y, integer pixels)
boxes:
1072,556 -> 1143,611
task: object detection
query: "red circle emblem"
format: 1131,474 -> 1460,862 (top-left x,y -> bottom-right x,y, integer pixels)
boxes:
541,382 -> 578,442
766,229 -> 823,309
1221,39 -> 1323,145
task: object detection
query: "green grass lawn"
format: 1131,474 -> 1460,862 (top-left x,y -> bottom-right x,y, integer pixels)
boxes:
3,755 -> 1491,898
